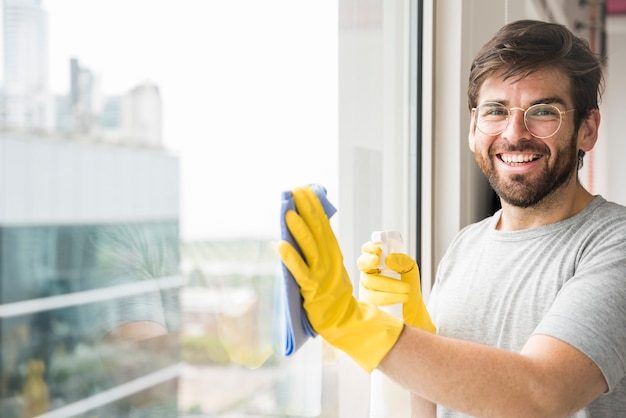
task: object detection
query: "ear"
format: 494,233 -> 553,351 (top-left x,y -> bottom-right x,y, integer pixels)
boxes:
577,110 -> 600,152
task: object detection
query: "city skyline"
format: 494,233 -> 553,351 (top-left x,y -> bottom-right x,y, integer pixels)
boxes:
0,0 -> 163,145
3,0 -> 338,241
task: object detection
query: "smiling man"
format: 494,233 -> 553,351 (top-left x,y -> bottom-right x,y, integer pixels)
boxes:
279,20 -> 626,417
469,67 -> 598,227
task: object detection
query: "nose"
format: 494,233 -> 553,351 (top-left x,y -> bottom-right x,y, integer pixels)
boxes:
504,107 -> 531,140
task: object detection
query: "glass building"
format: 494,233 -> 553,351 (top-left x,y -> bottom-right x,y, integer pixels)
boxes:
0,133 -> 181,417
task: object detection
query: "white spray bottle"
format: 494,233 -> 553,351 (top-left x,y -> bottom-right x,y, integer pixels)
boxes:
369,230 -> 410,418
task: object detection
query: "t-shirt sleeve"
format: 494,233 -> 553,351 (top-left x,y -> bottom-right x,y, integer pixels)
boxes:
533,235 -> 626,391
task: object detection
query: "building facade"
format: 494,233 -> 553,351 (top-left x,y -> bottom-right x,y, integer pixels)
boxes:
0,133 -> 181,417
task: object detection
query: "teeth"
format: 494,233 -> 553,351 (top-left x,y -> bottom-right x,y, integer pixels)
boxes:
501,154 -> 539,164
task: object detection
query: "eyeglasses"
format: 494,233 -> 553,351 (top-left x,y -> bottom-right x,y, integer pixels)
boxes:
472,102 -> 576,139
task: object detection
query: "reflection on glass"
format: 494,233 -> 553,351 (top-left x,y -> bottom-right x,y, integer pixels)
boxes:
179,240 -> 280,414
1,0 -> 339,416
178,240 -> 337,417
0,223 -> 181,417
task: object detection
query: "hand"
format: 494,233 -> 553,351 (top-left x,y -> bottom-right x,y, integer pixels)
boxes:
358,241 -> 436,333
278,186 -> 404,372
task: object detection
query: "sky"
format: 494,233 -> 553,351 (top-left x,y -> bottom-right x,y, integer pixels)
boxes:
40,0 -> 338,241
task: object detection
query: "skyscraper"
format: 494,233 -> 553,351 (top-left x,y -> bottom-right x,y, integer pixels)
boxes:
1,0 -> 51,130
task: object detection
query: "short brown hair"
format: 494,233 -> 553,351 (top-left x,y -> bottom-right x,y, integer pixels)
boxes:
468,19 -> 606,129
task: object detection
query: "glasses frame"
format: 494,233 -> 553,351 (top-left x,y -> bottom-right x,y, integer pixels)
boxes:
472,102 -> 576,139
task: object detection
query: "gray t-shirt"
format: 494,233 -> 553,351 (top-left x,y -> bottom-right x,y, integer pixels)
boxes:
429,196 -> 626,417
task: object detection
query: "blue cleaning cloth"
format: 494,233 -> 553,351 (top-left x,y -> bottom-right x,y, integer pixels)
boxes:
280,185 -> 337,356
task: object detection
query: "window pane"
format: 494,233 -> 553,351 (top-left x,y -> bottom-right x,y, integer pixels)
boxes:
1,1 -> 338,417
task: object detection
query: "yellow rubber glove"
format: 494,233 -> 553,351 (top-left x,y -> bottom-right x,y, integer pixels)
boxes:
358,241 -> 436,333
278,186 -> 404,373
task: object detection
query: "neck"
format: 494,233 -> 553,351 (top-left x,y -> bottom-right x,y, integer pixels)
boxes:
496,181 -> 594,231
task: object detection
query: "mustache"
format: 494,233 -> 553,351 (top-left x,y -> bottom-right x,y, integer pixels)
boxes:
489,141 -> 549,156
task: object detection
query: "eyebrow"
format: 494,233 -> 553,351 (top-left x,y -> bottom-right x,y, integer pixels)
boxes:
481,97 -> 569,107
531,97 -> 568,107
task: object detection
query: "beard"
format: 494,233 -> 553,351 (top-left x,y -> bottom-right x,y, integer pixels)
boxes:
475,134 -> 579,208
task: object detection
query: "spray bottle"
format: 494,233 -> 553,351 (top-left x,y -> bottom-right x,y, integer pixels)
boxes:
369,231 -> 410,417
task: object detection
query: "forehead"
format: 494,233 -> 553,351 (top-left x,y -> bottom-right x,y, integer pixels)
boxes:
477,67 -> 572,106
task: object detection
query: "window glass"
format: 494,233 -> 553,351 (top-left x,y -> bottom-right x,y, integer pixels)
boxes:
0,1 -> 338,417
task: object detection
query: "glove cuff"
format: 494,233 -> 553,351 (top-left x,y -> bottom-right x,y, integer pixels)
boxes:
324,302 -> 404,373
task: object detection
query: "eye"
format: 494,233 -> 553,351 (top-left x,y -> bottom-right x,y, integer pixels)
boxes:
527,104 -> 560,119
479,104 -> 508,118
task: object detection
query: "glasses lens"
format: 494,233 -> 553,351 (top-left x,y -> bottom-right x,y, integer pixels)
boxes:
475,103 -> 565,138
524,104 -> 562,138
475,103 -> 508,136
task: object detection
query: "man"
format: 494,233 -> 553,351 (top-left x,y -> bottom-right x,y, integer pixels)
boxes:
279,20 -> 626,417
